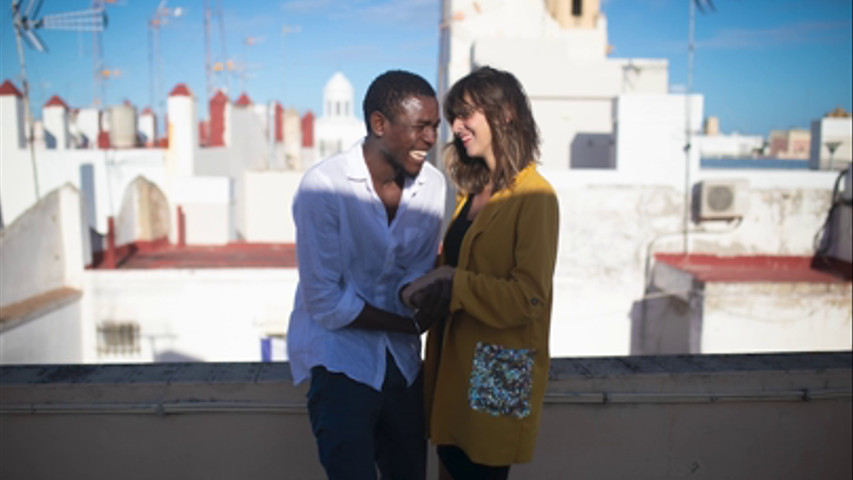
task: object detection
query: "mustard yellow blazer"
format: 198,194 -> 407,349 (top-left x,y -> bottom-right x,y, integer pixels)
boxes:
424,164 -> 559,466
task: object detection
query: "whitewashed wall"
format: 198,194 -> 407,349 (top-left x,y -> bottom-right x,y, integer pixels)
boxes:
702,282 -> 852,353
0,185 -> 87,307
1,147 -> 167,234
82,269 -> 298,363
171,176 -> 232,245
0,299 -> 83,364
243,171 -> 302,243
543,168 -> 840,357
810,117 -> 853,170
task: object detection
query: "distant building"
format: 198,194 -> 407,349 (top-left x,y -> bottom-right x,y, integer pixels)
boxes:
314,72 -> 365,162
439,0 -> 672,169
809,107 -> 852,171
696,116 -> 765,158
704,116 -> 720,136
769,128 -> 811,159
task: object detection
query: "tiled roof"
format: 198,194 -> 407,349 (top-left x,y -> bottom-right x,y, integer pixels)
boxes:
0,79 -> 22,97
169,83 -> 192,97
235,93 -> 252,106
211,90 -> 229,103
44,95 -> 69,109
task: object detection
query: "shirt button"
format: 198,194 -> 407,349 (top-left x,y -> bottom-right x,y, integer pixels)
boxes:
531,298 -> 540,306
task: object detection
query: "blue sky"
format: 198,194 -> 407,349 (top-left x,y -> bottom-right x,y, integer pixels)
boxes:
1,0 -> 850,136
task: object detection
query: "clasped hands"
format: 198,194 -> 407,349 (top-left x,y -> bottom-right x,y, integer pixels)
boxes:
401,266 -> 455,333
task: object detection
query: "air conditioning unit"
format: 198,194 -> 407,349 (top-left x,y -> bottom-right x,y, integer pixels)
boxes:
698,179 -> 749,220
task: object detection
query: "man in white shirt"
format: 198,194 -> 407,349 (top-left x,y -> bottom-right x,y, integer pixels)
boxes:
288,71 -> 447,480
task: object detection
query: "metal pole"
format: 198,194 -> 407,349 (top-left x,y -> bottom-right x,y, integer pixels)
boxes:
684,0 -> 696,255
203,0 -> 212,105
216,0 -> 230,94
148,20 -> 155,119
269,101 -> 275,170
13,24 -> 40,200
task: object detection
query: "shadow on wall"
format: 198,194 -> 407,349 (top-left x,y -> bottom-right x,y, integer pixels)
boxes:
154,350 -> 203,362
570,133 -> 614,169
629,290 -> 696,355
44,131 -> 56,149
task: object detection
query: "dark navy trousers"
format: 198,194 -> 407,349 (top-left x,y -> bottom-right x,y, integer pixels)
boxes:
307,353 -> 426,480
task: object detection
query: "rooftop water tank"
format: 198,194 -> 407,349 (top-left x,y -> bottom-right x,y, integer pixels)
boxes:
109,103 -> 137,148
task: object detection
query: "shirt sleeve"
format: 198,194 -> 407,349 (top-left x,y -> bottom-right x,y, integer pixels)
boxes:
293,173 -> 366,330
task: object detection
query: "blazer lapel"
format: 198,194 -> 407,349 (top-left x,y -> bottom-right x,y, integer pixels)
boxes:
455,164 -> 538,270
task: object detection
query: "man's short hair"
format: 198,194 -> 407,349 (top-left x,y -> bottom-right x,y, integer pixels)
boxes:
363,70 -> 435,134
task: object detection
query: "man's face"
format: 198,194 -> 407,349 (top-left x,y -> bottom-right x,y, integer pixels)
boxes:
380,94 -> 440,177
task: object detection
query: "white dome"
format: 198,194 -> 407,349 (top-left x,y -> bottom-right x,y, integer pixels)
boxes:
323,71 -> 356,119
324,72 -> 354,101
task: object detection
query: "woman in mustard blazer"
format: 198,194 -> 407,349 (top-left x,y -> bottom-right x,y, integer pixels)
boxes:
403,66 -> 559,479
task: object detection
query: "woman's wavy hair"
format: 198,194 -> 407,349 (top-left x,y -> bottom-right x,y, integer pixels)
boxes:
443,66 -> 540,194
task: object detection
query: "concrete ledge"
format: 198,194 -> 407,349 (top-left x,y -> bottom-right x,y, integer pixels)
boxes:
1,353 -> 851,480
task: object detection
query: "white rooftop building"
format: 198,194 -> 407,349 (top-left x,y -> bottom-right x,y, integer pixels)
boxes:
810,111 -> 853,171
314,72 -> 365,161
439,0 -> 671,170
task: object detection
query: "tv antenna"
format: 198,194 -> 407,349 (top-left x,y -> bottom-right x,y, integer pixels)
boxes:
148,0 -> 184,131
682,0 -> 716,254
10,0 -> 107,199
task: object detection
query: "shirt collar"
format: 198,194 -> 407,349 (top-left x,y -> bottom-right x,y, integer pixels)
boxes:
345,138 -> 429,188
345,138 -> 370,181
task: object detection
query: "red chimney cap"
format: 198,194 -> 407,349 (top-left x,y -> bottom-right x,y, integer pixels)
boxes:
302,110 -> 315,119
211,90 -> 229,102
0,80 -> 22,97
169,83 -> 193,97
235,93 -> 252,106
44,95 -> 69,109
141,107 -> 153,114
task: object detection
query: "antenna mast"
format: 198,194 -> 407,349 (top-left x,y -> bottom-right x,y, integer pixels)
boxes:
683,0 -> 715,254
203,0 -> 213,103
148,1 -> 182,134
10,0 -> 107,199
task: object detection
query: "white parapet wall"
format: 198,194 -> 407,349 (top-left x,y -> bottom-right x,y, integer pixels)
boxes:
1,354 -> 849,479
170,176 -> 232,245
701,282 -> 852,353
0,297 -> 84,364
0,146 -> 167,234
0,184 -> 88,308
81,268 -> 298,363
242,171 -> 302,243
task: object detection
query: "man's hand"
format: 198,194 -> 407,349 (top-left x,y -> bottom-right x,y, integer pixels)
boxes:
401,266 -> 455,308
411,278 -> 452,334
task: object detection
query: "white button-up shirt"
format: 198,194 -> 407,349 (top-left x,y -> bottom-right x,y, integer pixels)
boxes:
287,140 -> 446,390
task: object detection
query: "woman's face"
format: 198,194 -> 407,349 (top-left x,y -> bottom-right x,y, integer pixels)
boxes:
451,103 -> 495,171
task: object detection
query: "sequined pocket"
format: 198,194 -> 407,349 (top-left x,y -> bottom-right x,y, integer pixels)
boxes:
468,342 -> 535,419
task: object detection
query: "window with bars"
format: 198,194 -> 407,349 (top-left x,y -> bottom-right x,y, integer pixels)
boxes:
97,321 -> 141,356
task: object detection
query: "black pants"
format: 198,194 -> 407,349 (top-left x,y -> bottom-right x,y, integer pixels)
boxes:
437,445 -> 510,480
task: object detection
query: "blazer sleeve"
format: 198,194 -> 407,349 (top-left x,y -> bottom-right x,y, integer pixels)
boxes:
450,190 -> 559,329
